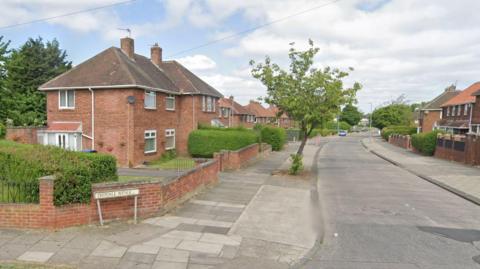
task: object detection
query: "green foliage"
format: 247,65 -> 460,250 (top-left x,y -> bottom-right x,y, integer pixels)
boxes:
289,154 -> 304,175
340,104 -> 362,126
0,140 -> 117,205
285,129 -> 301,141
411,131 -> 441,156
159,149 -> 177,163
188,129 -> 258,158
0,122 -> 5,139
381,125 -> 417,141
325,121 -> 352,132
0,37 -> 72,125
259,126 -> 286,151
250,39 -> 361,155
372,104 -> 412,130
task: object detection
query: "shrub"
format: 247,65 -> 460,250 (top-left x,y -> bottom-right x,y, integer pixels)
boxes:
188,129 -> 258,158
0,122 -> 5,139
325,121 -> 352,132
0,140 -> 117,205
260,126 -> 286,151
289,154 -> 304,175
381,125 -> 417,141
411,130 -> 441,156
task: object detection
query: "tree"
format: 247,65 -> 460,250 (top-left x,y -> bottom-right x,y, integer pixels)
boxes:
371,104 -> 412,130
3,37 -> 71,125
340,104 -> 362,126
0,36 -> 11,123
250,40 -> 361,155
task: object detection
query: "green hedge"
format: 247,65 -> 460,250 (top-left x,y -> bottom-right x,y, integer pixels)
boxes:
260,126 -> 286,151
325,121 -> 352,132
381,125 -> 417,140
188,129 -> 259,158
0,140 -> 117,205
411,130 -> 441,156
0,123 -> 5,139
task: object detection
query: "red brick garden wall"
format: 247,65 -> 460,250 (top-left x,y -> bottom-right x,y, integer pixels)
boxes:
0,159 -> 219,229
388,134 -> 412,150
214,143 -> 271,171
435,135 -> 480,165
5,127 -> 42,144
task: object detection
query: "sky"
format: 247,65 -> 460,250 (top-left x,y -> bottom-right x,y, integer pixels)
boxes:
1,0 -> 480,113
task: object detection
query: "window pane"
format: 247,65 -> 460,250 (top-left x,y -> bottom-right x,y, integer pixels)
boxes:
145,91 -> 156,108
60,91 -> 66,107
67,91 -> 74,108
166,136 -> 175,149
145,138 -> 155,152
166,97 -> 175,110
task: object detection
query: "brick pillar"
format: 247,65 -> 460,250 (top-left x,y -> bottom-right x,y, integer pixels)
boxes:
39,176 -> 55,228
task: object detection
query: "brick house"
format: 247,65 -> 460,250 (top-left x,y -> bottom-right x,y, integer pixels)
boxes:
437,82 -> 480,134
244,101 -> 277,125
218,97 -> 255,128
37,37 -> 223,167
471,90 -> 480,135
418,85 -> 460,133
266,105 -> 295,128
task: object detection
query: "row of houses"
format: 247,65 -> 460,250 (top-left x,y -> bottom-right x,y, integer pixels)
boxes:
418,82 -> 480,135
7,37 -> 294,167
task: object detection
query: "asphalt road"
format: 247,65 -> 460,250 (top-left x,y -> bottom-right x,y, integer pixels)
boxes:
304,134 -> 480,269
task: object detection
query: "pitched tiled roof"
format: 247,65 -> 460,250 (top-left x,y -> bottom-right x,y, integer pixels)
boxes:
39,47 -> 222,97
219,98 -> 253,115
267,106 -> 289,118
46,122 -> 82,132
244,101 -> 275,118
473,90 -> 480,96
436,119 -> 470,129
441,82 -> 480,106
421,89 -> 460,110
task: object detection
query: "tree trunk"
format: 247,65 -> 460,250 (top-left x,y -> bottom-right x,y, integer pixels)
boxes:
297,130 -> 308,155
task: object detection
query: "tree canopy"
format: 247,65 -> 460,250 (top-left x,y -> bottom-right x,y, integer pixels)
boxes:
340,104 -> 362,126
371,104 -> 412,130
0,37 -> 71,126
250,40 -> 361,154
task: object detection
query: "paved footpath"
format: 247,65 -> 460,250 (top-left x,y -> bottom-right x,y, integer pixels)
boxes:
0,142 -> 320,269
363,137 -> 480,205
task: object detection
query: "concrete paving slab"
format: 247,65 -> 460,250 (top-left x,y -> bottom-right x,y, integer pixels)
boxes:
176,240 -> 223,255
156,248 -> 190,263
79,256 -> 120,269
196,219 -> 233,228
202,226 -> 230,235
17,251 -> 54,262
219,245 -> 238,259
230,185 -> 317,249
0,243 -> 32,260
187,265 -> 215,269
48,247 -> 91,265
121,252 -> 156,264
177,223 -> 206,232
144,237 -> 182,248
128,243 -> 161,254
152,261 -> 188,269
199,233 -> 241,246
91,240 -> 127,258
28,240 -> 65,252
162,230 -> 203,241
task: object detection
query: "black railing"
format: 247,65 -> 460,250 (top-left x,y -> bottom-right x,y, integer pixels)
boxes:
0,180 -> 39,203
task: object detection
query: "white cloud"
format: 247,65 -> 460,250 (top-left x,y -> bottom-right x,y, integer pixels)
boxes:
177,54 -> 217,71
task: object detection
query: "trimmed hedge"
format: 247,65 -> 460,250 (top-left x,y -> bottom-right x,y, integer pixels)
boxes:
0,140 -> 117,205
260,126 -> 286,151
381,125 -> 417,140
188,129 -> 259,158
411,130 -> 441,156
0,122 -> 5,139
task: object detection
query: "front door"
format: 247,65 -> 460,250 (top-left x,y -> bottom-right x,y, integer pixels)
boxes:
56,133 -> 69,149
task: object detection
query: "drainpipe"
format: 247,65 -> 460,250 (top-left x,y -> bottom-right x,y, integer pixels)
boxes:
192,94 -> 196,130
88,88 -> 95,150
469,103 -> 473,133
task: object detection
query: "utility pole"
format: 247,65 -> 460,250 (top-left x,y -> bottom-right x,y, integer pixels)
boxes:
369,102 -> 373,141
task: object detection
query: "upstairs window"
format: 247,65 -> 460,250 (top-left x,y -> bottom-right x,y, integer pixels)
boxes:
464,104 -> 468,116
166,95 -> 175,110
202,96 -> 215,112
144,130 -> 157,153
221,108 -> 229,118
59,90 -> 75,109
145,91 -> 156,109
202,96 -> 206,111
457,105 -> 461,116
446,107 -> 450,117
165,129 -> 175,150
452,106 -> 456,116
207,97 -> 213,112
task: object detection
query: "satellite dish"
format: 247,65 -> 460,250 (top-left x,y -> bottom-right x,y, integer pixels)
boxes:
127,96 -> 136,104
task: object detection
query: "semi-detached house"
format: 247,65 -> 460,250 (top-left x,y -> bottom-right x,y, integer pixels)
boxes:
38,37 -> 223,167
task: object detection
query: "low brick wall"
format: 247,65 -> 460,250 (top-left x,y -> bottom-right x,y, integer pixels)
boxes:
0,159 -> 219,229
435,134 -> 480,165
6,126 -> 43,144
388,134 -> 412,150
213,143 -> 271,171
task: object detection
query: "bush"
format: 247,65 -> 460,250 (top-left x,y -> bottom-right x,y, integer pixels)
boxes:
325,121 -> 352,132
0,140 -> 117,205
188,129 -> 259,158
260,126 -> 286,151
411,130 -> 441,156
381,125 -> 417,141
289,154 -> 304,175
0,122 -> 5,139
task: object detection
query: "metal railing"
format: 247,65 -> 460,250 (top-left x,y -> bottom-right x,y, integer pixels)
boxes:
0,180 -> 39,203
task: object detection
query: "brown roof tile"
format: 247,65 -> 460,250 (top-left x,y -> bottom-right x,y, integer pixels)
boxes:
421,88 -> 461,110
244,101 -> 275,118
441,82 -> 480,106
219,98 -> 253,115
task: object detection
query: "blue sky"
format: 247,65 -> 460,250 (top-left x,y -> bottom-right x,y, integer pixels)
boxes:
1,0 -> 480,113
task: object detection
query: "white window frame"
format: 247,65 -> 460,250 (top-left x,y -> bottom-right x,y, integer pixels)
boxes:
446,107 -> 450,117
202,96 -> 206,111
58,90 -> 75,109
452,106 -> 456,116
165,95 -> 175,111
144,130 -> 157,154
144,90 -> 157,109
206,96 -> 213,112
165,129 -> 176,150
464,104 -> 469,116
457,105 -> 461,116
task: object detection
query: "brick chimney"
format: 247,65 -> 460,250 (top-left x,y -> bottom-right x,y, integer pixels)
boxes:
229,95 -> 234,100
151,43 -> 162,65
120,37 -> 134,59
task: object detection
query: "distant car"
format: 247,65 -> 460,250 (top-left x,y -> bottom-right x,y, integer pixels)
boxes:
338,130 -> 347,136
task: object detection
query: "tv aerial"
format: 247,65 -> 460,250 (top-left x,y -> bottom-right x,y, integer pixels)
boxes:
117,28 -> 131,37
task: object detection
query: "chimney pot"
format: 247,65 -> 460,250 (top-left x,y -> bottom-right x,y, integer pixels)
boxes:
151,43 -> 162,65
120,37 -> 134,59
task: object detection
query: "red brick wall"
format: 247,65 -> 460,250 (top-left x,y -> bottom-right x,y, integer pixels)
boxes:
5,127 -> 41,144
472,97 -> 480,124
214,143 -> 262,171
433,135 -> 480,165
388,135 -> 412,150
0,159 -> 219,229
420,110 -> 441,132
